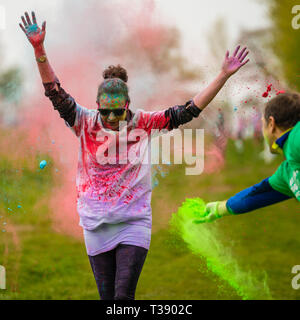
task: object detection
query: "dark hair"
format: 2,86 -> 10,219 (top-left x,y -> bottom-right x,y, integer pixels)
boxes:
96,64 -> 130,104
264,92 -> 300,130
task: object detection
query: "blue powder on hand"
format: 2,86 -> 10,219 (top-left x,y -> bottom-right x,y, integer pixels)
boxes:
27,24 -> 38,33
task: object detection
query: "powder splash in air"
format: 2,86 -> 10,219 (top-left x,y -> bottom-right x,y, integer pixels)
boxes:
151,164 -> 170,189
262,84 -> 285,98
39,160 -> 47,169
169,198 -> 272,300
262,84 -> 273,98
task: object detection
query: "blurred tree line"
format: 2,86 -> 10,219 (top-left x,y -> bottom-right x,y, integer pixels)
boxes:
0,67 -> 22,103
267,0 -> 300,91
0,41 -> 23,126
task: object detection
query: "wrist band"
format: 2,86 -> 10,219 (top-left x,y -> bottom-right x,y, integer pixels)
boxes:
36,55 -> 47,63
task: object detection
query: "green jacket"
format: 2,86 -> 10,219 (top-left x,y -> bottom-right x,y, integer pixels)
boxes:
269,121 -> 300,201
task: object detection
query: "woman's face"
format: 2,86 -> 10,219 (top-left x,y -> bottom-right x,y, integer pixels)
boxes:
98,93 -> 128,130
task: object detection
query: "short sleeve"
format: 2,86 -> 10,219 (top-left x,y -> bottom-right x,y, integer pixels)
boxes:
139,110 -> 171,134
136,100 -> 201,134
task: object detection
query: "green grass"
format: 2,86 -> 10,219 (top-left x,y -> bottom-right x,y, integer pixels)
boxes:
0,135 -> 300,300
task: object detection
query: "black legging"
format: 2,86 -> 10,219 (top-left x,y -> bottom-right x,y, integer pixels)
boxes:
88,244 -> 148,300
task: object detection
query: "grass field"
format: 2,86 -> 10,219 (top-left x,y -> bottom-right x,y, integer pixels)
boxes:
0,132 -> 299,300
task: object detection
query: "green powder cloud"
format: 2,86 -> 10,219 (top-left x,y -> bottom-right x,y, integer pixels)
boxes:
169,198 -> 272,300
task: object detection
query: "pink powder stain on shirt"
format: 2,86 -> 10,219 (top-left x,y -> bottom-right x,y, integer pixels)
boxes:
77,113 -> 151,212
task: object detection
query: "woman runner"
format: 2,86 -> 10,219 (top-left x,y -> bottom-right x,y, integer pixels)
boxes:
19,10 -> 250,300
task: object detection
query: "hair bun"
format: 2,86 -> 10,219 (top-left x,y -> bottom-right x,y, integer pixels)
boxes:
103,64 -> 128,83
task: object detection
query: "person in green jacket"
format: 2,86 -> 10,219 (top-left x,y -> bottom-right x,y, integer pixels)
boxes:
195,92 -> 300,223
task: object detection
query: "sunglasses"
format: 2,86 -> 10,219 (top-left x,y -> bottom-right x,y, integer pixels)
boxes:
98,108 -> 126,117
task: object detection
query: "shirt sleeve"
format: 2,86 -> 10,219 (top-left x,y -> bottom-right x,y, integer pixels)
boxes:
43,76 -> 77,127
269,161 -> 296,198
140,100 -> 202,134
226,177 -> 292,214
43,77 -> 90,137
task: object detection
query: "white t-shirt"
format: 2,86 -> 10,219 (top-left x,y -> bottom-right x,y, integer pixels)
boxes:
67,103 -> 171,231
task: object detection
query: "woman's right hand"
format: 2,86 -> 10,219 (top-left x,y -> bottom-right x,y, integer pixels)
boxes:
19,11 -> 46,49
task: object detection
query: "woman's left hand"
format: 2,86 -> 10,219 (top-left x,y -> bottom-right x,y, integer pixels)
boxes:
221,45 -> 249,78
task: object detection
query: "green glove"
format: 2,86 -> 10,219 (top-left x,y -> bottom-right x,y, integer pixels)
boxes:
193,201 -> 229,224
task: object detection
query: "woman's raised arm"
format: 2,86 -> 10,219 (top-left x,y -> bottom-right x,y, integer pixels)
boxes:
19,11 -> 77,127
140,46 -> 250,133
19,11 -> 56,85
192,46 -> 249,110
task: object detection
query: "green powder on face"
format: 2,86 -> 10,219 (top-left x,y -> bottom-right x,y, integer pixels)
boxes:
99,93 -> 126,109
169,198 -> 272,300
